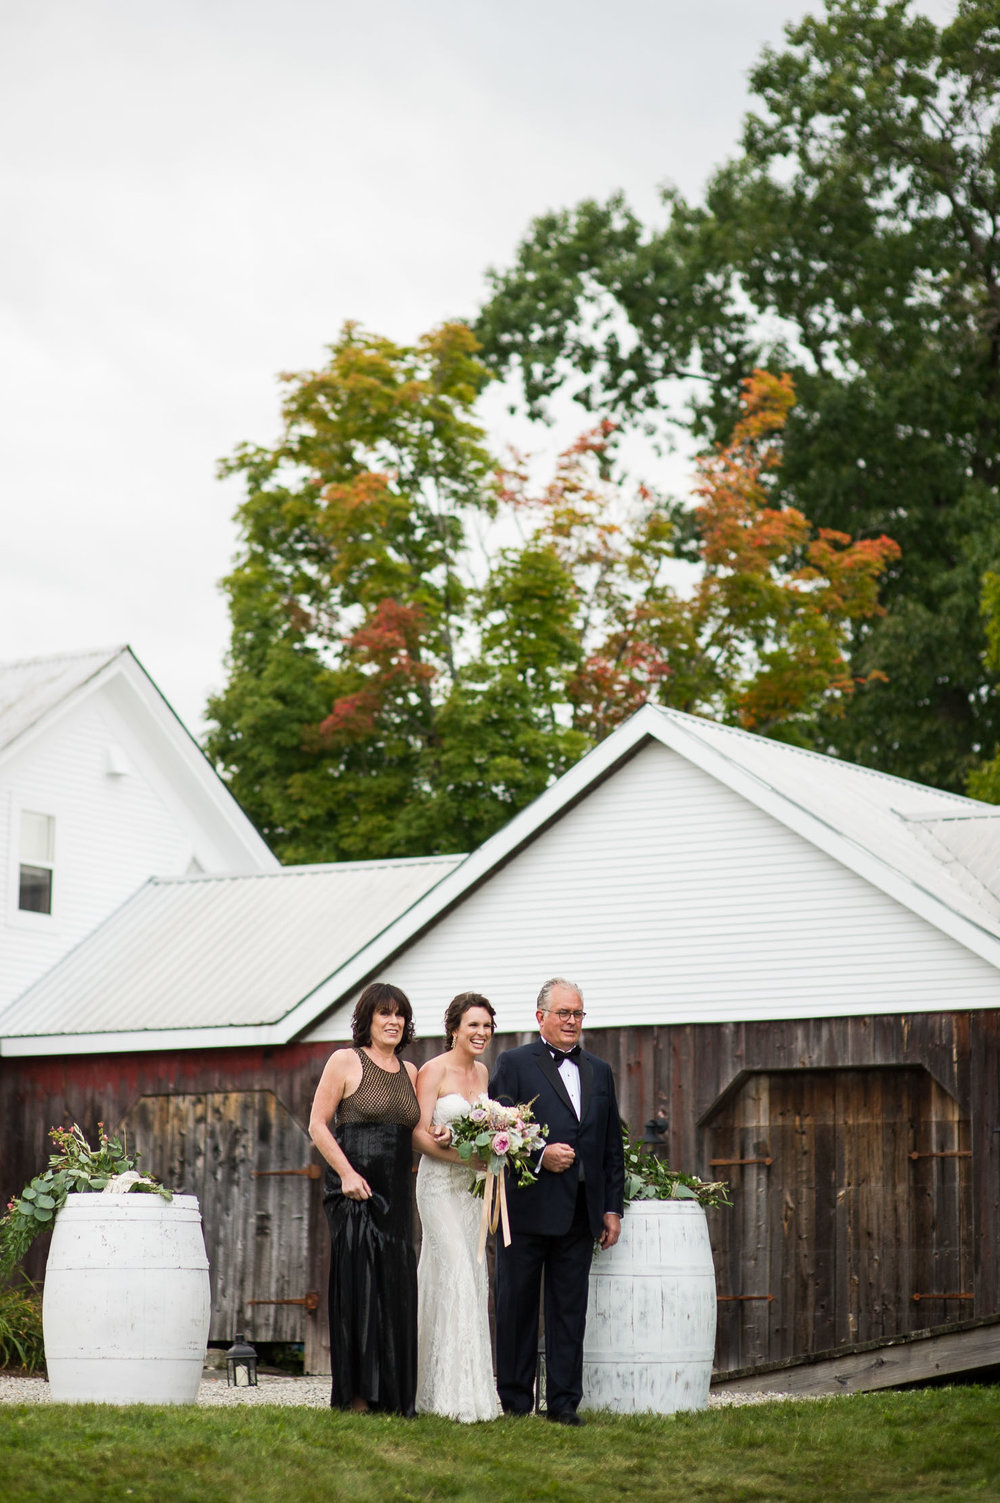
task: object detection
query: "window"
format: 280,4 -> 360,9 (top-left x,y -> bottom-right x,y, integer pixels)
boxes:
19,811 -> 55,915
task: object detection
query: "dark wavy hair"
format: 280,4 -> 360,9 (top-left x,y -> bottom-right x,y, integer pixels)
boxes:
443,991 -> 496,1050
351,981 -> 415,1054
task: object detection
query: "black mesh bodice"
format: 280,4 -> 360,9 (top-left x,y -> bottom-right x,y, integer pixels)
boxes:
337,1048 -> 420,1129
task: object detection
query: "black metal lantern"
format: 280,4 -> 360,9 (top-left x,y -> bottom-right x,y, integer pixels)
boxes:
225,1333 -> 258,1388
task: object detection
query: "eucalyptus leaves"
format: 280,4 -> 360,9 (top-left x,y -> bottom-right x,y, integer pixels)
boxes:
1,1123 -> 169,1281
622,1129 -> 730,1210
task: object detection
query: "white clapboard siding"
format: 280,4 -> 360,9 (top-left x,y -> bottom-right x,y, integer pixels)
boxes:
0,648 -> 276,1011
1,694 -> 196,1005
306,741 -> 1000,1039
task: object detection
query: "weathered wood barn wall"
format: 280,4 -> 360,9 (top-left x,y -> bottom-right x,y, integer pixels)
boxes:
4,1005 -> 997,1376
600,1010 -> 1000,1372
1,1043 -> 335,1371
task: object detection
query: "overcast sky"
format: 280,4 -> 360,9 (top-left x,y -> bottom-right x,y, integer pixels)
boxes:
0,0 -> 957,736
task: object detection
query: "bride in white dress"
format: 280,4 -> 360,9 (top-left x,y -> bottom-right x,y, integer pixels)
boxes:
414,992 -> 501,1422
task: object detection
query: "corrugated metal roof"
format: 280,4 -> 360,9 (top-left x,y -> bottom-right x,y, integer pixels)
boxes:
905,812 -> 1000,904
646,707 -> 1000,937
0,647 -> 126,752
0,856 -> 464,1038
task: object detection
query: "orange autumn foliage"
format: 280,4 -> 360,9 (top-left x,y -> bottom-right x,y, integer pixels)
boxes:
557,370 -> 899,740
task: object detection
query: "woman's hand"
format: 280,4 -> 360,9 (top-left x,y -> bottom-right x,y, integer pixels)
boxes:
340,1169 -> 372,1201
430,1125 -> 452,1146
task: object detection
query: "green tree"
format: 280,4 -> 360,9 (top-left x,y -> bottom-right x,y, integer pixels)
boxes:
967,570 -> 1000,800
206,322 -> 586,861
475,0 -> 1000,792
208,330 -> 897,861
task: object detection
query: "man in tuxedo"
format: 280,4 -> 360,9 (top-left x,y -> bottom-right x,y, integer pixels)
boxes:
489,977 -> 625,1425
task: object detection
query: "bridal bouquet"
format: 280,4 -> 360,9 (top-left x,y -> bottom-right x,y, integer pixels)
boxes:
447,1095 -> 547,1257
449,1094 -> 547,1190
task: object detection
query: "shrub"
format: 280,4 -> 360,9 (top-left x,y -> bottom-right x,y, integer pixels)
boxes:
0,1273 -> 44,1373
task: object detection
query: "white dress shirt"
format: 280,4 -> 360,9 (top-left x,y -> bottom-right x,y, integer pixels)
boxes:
553,1051 -> 581,1119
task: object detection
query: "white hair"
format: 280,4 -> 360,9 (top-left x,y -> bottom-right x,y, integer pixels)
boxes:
536,977 -> 583,1010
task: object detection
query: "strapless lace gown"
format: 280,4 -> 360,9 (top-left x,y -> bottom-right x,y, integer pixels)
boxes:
415,1093 -> 500,1422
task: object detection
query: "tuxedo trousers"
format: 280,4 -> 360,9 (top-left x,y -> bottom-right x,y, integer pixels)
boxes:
494,1183 -> 593,1416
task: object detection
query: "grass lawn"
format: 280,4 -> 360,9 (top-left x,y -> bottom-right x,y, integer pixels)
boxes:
1,1389 -> 997,1503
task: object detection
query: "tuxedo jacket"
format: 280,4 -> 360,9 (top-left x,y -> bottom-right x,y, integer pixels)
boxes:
490,1038 -> 625,1240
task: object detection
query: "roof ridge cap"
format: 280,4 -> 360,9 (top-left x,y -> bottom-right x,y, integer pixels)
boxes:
652,704 -> 983,809
150,853 -> 468,884
0,644 -> 127,671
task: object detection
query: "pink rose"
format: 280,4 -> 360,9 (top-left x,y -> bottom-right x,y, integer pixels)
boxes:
491,1132 -> 511,1156
469,1107 -> 487,1124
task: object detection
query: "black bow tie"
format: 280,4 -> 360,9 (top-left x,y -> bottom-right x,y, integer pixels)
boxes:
548,1044 -> 581,1064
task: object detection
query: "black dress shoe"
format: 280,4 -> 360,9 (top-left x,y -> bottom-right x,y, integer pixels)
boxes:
547,1410 -> 584,1426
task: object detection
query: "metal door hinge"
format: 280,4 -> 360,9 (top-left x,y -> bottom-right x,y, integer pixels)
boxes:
248,1292 -> 320,1312
252,1165 -> 322,1179
717,1293 -> 775,1303
709,1157 -> 774,1167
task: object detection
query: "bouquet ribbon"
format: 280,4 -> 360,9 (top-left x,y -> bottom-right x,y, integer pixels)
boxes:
476,1163 -> 512,1262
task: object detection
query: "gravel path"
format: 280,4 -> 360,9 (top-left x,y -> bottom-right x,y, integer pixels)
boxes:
0,1372 -> 790,1408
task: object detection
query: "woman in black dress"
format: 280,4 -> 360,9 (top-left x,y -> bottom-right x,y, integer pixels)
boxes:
309,981 -> 420,1413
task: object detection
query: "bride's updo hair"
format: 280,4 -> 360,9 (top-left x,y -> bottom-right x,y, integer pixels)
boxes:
444,992 -> 496,1050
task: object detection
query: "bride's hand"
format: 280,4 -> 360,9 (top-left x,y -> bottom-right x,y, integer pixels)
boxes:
430,1125 -> 453,1146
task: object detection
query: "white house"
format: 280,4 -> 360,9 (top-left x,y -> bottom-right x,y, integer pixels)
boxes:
0,646 -> 277,1008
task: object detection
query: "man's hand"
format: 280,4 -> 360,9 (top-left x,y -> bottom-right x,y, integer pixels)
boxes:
541,1142 -> 576,1173
598,1212 -> 621,1250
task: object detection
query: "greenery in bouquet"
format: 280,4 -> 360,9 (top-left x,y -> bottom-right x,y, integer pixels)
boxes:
449,1095 -> 548,1192
0,1122 -> 170,1284
622,1127 -> 730,1210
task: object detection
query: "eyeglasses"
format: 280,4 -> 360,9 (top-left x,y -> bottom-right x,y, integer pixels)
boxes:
546,1008 -> 586,1023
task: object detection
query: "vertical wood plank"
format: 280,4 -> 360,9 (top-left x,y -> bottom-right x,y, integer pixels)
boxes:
971,1012 -> 1000,1317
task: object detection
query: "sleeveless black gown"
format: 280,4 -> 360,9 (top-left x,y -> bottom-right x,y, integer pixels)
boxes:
322,1048 -> 420,1414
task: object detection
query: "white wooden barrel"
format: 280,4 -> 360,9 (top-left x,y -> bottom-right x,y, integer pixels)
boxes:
43,1193 -> 211,1404
581,1199 -> 717,1414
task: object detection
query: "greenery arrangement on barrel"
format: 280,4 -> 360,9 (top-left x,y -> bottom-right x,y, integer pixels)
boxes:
1,1123 -> 170,1283
621,1128 -> 730,1209
0,1123 -> 170,1372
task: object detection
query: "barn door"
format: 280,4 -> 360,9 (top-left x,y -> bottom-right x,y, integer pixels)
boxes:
704,1067 -> 972,1373
123,1091 -> 320,1350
